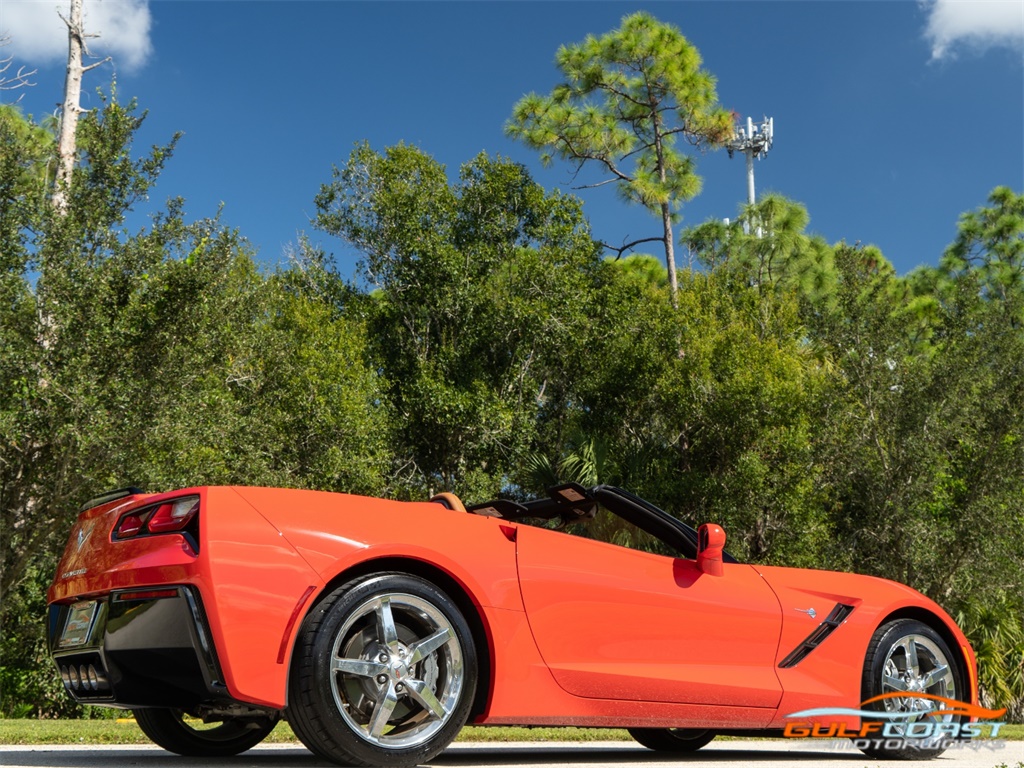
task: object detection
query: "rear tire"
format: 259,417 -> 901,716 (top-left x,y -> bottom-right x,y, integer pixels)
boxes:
133,708 -> 278,756
628,728 -> 715,752
286,573 -> 477,767
857,619 -> 963,760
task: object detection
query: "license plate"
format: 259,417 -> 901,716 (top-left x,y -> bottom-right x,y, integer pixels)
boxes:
59,601 -> 99,648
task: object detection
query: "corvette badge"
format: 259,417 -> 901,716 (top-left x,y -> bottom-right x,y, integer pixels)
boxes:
76,523 -> 93,552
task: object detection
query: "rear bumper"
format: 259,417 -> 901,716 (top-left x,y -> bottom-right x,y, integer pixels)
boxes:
48,586 -> 229,709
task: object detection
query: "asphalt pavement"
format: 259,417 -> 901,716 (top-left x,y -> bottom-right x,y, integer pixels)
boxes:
1,740 -> 1021,768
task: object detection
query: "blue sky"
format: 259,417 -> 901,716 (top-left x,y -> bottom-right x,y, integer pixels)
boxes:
3,1 -> 1022,279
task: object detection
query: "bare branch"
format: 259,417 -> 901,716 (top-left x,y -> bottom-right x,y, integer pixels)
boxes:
598,235 -> 666,259
0,36 -> 37,92
554,133 -> 634,184
593,78 -> 649,110
572,177 -> 620,191
82,57 -> 112,73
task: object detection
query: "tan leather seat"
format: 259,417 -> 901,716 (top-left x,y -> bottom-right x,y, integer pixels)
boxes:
429,492 -> 466,513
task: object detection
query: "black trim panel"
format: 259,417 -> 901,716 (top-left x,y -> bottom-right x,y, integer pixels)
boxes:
778,603 -> 855,668
49,586 -> 227,708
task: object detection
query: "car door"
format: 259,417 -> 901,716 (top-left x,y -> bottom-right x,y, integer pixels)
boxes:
515,523 -> 784,709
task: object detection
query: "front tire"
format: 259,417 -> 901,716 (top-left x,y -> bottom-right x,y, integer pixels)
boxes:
133,708 -> 278,756
858,619 -> 963,760
628,728 -> 715,752
286,573 -> 477,767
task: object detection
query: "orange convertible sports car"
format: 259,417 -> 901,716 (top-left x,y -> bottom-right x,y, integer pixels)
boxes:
48,484 -> 978,766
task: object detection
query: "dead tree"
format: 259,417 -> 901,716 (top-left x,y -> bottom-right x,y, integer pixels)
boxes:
0,36 -> 37,98
52,0 -> 109,214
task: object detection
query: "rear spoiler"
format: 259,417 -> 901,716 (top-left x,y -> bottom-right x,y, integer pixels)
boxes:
78,486 -> 146,513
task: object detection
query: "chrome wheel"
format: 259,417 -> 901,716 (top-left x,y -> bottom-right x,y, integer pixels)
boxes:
133,708 -> 278,756
859,619 -> 963,760
330,593 -> 464,748
286,573 -> 477,767
878,632 -> 956,732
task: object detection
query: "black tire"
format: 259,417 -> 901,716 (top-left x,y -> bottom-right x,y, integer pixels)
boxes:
133,708 -> 278,756
628,728 -> 716,752
857,619 -> 963,760
286,573 -> 477,767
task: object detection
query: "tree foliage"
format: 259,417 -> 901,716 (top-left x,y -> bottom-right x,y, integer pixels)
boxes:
1,67 -> 1021,720
507,11 -> 733,304
0,96 -> 389,715
314,143 -> 600,498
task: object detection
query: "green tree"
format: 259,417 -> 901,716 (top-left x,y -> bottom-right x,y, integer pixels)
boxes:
910,187 -> 1024,323
506,11 -> 733,306
811,243 -> 1024,624
315,143 -> 601,498
683,194 -> 838,308
688,193 -> 1024,713
0,97 -> 390,716
943,186 -> 1024,301
531,254 -> 827,565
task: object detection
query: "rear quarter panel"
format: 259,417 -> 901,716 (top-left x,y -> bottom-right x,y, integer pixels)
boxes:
198,487 -> 325,708
227,487 -> 526,714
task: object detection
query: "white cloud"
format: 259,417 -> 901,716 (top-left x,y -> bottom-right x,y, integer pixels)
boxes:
922,0 -> 1024,60
0,0 -> 152,70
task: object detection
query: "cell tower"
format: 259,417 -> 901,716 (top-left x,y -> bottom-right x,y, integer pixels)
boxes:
726,116 -> 774,234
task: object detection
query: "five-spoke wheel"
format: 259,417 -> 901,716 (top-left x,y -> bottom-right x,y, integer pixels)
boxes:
628,727 -> 716,752
287,573 -> 477,767
133,708 -> 278,756
859,619 -> 962,759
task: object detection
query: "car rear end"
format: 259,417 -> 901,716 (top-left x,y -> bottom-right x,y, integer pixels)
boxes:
46,487 -> 225,709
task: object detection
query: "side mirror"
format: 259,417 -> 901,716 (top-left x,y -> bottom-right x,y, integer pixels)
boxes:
697,523 -> 726,576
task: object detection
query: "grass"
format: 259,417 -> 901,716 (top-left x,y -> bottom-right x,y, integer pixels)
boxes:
0,719 -> 632,746
0,718 -> 1020,746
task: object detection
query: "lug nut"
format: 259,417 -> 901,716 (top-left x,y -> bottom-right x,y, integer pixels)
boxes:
379,653 -> 389,663
395,683 -> 404,692
376,674 -> 388,684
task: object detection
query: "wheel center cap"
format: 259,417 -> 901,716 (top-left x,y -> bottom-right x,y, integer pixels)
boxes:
391,660 -> 410,681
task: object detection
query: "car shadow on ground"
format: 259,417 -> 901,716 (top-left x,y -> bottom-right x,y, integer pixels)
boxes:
0,747 -> 319,768
434,743 -> 865,764
0,743 -> 881,768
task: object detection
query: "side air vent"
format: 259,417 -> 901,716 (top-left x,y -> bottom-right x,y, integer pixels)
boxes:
778,603 -> 855,668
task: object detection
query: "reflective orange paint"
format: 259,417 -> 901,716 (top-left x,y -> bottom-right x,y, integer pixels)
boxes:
49,486 -> 977,729
516,524 -> 783,710
963,642 -> 979,709
49,489 -> 198,604
756,564 -> 977,726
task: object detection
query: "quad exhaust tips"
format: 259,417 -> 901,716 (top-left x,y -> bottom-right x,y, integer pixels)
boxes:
60,663 -> 109,692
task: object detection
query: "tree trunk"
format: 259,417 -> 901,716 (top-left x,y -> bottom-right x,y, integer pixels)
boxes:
662,201 -> 678,308
53,0 -> 89,214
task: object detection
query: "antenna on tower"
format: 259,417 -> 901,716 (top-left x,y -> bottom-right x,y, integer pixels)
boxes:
726,116 -> 774,234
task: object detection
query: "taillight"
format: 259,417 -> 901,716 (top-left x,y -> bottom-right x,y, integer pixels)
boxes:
116,514 -> 145,537
114,495 -> 200,543
147,498 -> 199,533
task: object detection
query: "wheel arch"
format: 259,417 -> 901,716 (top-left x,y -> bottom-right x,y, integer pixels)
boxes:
290,556 -> 494,720
872,606 -> 975,705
